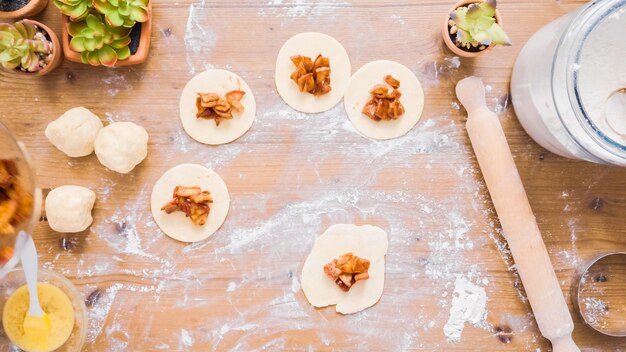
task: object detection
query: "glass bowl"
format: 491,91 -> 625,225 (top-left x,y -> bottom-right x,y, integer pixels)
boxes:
0,122 -> 41,279
0,268 -> 87,351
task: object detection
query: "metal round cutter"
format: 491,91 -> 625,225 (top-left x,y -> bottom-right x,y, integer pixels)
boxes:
571,252 -> 626,337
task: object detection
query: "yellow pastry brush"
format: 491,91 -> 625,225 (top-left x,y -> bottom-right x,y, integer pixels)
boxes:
20,234 -> 50,350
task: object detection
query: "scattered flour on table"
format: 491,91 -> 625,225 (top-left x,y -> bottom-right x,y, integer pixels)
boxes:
390,14 -> 406,25
101,71 -> 131,97
259,0 -> 350,18
179,329 -> 195,349
185,1 -> 216,75
580,297 -> 609,328
443,276 -> 488,342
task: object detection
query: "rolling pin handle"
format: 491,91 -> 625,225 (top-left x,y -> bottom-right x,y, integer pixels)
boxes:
551,336 -> 581,352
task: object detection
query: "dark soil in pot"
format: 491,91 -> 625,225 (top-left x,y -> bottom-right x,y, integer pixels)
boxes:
129,22 -> 142,55
0,0 -> 30,11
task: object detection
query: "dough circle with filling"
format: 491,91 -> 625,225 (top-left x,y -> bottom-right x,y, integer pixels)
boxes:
275,32 -> 351,113
344,60 -> 425,140
151,164 -> 230,243
180,69 -> 256,145
301,224 -> 388,314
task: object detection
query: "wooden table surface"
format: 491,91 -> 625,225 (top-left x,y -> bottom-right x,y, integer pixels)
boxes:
1,0 -> 625,350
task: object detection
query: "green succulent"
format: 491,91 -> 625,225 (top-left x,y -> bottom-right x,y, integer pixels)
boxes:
93,0 -> 150,28
0,21 -> 52,72
52,0 -> 92,21
68,13 -> 132,66
450,0 -> 511,49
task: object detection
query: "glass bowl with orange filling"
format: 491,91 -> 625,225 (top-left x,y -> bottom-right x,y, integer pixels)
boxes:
0,122 -> 41,279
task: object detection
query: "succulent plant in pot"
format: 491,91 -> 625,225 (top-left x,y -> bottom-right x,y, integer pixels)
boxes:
0,0 -> 49,20
0,19 -> 62,76
443,0 -> 511,58
67,13 -> 131,66
93,0 -> 150,28
52,0 -> 92,21
56,0 -> 152,67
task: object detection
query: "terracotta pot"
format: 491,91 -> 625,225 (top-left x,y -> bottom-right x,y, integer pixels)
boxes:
442,0 -> 504,58
0,20 -> 62,77
61,2 -> 152,67
0,0 -> 48,20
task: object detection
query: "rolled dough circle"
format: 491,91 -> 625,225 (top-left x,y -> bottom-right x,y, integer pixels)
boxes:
180,69 -> 256,145
275,32 -> 351,113
344,60 -> 425,140
301,224 -> 388,315
150,164 -> 230,243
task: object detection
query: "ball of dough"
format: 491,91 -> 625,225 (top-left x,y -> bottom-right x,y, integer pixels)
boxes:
45,107 -> 103,157
45,185 -> 96,233
94,122 -> 149,174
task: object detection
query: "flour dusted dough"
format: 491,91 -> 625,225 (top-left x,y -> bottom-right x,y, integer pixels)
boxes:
151,164 -> 230,243
94,121 -> 149,174
301,224 -> 388,314
275,32 -> 351,113
45,185 -> 96,233
45,107 -> 103,157
344,60 -> 425,140
180,69 -> 256,145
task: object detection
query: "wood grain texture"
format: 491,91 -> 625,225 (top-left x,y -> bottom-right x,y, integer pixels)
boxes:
1,0 -> 626,351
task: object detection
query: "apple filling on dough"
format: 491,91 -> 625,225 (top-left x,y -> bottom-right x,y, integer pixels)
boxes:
323,252 -> 371,292
362,75 -> 405,121
161,186 -> 213,226
196,90 -> 246,126
290,54 -> 332,96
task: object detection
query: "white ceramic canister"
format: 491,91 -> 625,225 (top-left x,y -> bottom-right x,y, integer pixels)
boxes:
511,0 -> 626,166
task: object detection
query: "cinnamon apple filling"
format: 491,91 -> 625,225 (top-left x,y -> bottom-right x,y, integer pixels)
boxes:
362,74 -> 405,121
196,90 -> 246,126
161,186 -> 213,225
0,159 -> 33,236
290,54 -> 331,96
323,252 -> 370,292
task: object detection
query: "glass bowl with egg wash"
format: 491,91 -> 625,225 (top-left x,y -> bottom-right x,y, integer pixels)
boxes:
0,268 -> 87,351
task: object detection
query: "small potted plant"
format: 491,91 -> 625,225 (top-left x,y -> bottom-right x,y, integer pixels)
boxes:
442,0 -> 511,58
55,0 -> 151,67
0,0 -> 49,20
0,19 -> 62,76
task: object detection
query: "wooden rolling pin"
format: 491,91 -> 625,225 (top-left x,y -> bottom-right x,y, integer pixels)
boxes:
456,77 -> 579,352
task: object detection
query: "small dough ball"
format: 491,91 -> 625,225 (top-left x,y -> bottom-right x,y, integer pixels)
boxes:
45,107 -> 103,157
45,185 -> 96,233
94,122 -> 149,174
